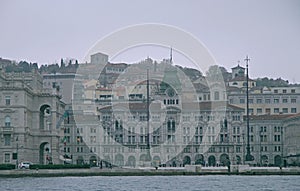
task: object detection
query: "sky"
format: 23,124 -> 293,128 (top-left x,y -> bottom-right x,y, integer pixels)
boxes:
0,0 -> 300,82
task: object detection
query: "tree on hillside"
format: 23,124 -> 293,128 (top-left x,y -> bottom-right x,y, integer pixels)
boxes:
206,65 -> 229,82
60,58 -> 65,68
176,65 -> 203,81
256,77 -> 289,87
18,61 -> 31,72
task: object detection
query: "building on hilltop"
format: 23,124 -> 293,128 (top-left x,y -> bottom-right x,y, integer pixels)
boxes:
228,86 -> 300,115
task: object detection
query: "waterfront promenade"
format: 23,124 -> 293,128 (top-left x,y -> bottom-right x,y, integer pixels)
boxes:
1,166 -> 300,177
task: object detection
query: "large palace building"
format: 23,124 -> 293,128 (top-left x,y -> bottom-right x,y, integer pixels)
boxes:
59,53 -> 300,167
0,69 -> 65,165
1,52 -> 300,167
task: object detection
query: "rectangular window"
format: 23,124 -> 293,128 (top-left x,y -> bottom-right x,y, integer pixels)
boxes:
291,108 -> 297,113
240,99 -> 245,104
274,89 -> 278,93
257,99 -> 262,104
4,153 -> 10,163
291,99 -> 296,103
249,99 -> 253,104
4,135 -> 11,146
265,99 -> 270,104
282,108 -> 288,113
274,108 -> 279,113
265,108 -> 271,114
283,89 -> 287,93
5,96 -> 11,106
249,108 -> 254,114
291,89 -> 296,93
257,108 -> 262,114
274,99 -> 279,103
282,98 -> 288,103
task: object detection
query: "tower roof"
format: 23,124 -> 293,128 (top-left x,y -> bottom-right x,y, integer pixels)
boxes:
231,64 -> 245,70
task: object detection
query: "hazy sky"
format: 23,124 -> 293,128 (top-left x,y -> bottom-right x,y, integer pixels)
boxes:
1,0 -> 300,82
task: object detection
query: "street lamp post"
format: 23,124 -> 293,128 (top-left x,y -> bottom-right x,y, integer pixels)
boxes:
281,127 -> 284,168
146,68 -> 151,163
259,130 -> 262,166
242,132 -> 245,164
245,56 -> 253,162
16,136 -> 19,169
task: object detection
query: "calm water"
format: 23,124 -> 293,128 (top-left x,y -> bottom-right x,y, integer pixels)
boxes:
0,176 -> 299,191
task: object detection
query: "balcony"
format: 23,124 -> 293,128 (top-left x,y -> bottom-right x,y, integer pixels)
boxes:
1,126 -> 14,133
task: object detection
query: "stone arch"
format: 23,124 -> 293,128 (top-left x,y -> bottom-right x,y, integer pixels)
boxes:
127,156 -> 136,167
166,157 -> 181,167
139,154 -> 148,162
236,155 -> 242,165
195,154 -> 204,165
152,156 -> 161,167
115,154 -> 124,166
90,156 -> 97,167
208,155 -> 216,166
274,155 -> 282,167
40,104 -> 51,130
220,153 -> 230,166
39,142 -> 49,164
183,155 -> 191,166
77,156 -> 84,165
261,155 -> 268,166
103,156 -> 111,167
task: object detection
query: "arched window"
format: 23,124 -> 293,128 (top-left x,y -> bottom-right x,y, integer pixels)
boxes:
214,91 -> 220,101
5,116 -> 11,127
